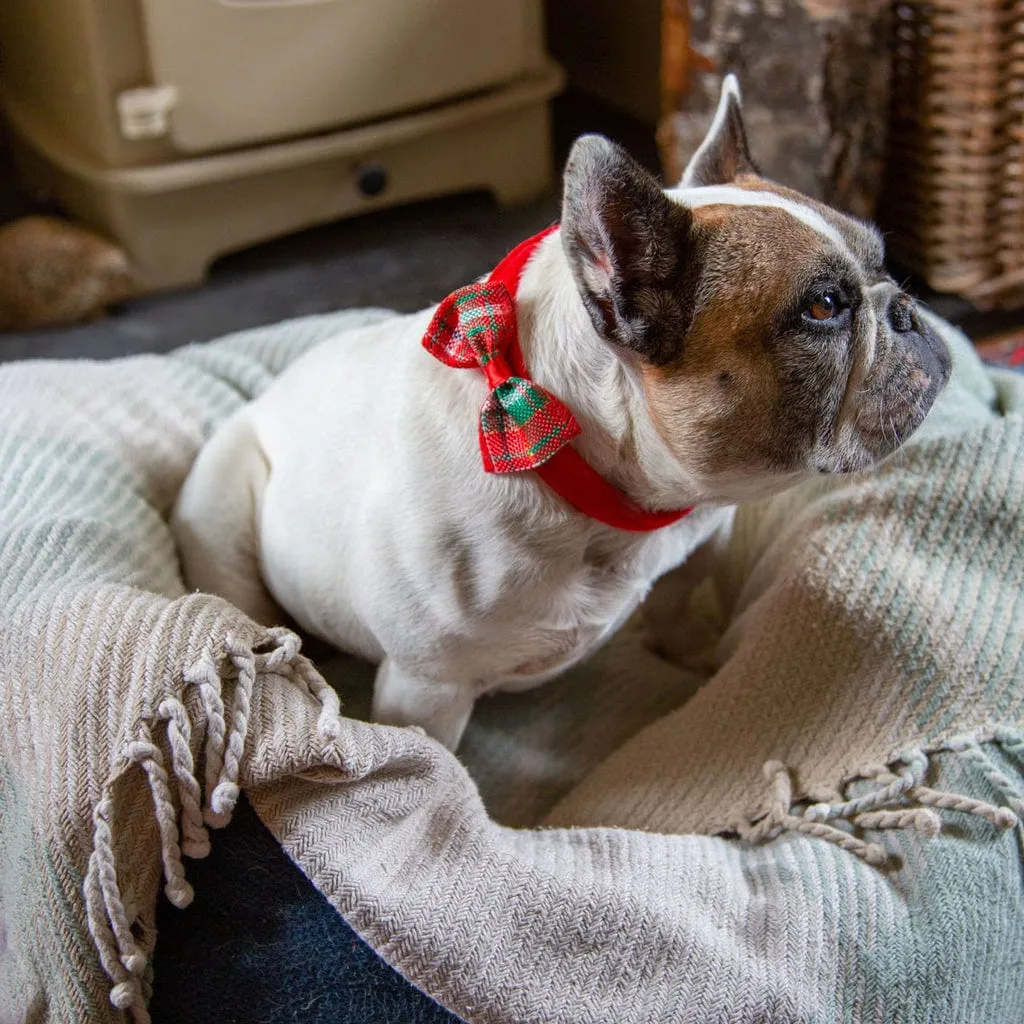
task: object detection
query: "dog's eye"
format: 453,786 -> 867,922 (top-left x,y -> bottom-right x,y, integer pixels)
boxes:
804,291 -> 843,322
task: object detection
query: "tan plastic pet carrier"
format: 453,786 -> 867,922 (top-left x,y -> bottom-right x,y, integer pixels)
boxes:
0,0 -> 563,289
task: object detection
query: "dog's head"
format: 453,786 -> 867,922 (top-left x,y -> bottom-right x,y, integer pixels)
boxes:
561,75 -> 950,502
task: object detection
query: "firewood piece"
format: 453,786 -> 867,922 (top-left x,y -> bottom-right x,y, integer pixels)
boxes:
0,216 -> 137,330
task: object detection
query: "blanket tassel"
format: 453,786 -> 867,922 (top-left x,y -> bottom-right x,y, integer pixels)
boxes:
740,736 -> 1022,867
84,629 -> 342,1020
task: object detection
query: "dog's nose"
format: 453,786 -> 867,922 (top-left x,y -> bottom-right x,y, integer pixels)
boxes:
887,294 -> 915,333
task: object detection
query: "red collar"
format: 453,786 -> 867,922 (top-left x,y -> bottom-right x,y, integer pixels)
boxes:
443,225 -> 693,532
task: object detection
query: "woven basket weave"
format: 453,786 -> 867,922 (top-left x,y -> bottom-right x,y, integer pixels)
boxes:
880,0 -> 1024,308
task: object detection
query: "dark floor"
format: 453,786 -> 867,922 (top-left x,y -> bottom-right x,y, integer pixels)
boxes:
0,91 -> 1017,363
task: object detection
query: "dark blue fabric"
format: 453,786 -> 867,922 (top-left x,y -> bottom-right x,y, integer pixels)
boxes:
149,794 -> 465,1024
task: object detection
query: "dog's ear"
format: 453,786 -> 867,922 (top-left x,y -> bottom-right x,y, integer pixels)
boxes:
680,73 -> 758,188
561,134 -> 698,366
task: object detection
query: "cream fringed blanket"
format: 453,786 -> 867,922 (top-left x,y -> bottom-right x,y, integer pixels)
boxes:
0,309 -> 1022,1024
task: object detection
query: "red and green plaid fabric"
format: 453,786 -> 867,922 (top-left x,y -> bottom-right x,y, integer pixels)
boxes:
423,281 -> 581,474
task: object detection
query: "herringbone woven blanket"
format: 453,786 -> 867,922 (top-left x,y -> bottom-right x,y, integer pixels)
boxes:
0,308 -> 1021,1024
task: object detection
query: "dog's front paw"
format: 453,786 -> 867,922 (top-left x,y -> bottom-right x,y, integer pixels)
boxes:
371,658 -> 477,751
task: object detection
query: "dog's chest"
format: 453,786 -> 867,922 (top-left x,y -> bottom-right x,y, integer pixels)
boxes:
488,531 -> 671,689
562,546 -> 644,621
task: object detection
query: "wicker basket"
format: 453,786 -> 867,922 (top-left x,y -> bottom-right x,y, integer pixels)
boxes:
879,0 -> 1024,309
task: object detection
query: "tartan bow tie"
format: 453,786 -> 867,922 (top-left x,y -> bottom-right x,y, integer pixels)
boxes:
422,281 -> 581,474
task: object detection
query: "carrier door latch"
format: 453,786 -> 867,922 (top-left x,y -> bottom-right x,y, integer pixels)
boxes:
116,85 -> 179,140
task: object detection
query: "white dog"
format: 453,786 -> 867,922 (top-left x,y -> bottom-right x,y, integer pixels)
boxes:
173,77 -> 950,749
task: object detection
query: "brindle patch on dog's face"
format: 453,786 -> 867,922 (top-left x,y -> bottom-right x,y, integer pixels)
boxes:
561,77 -> 951,503
643,179 -> 950,492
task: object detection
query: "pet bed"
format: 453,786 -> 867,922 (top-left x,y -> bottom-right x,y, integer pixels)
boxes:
0,308 -> 1022,1023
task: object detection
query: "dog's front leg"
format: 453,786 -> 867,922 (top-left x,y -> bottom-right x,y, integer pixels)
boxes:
371,658 -> 477,751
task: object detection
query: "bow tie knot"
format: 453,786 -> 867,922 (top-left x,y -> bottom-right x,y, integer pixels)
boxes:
423,281 -> 581,474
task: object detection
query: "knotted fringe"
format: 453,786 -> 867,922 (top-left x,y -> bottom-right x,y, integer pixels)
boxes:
84,628 -> 342,1022
738,732 -> 1024,868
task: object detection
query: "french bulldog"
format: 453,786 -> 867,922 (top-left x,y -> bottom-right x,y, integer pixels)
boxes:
172,75 -> 950,750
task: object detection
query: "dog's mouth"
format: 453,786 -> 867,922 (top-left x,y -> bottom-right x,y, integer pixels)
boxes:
814,448 -> 878,477
829,330 -> 951,473
859,383 -> 932,450
814,328 -> 952,477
